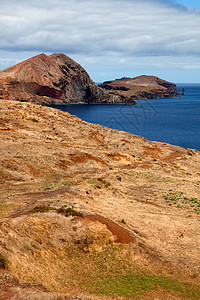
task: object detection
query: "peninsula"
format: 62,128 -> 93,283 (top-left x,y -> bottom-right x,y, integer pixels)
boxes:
99,75 -> 178,99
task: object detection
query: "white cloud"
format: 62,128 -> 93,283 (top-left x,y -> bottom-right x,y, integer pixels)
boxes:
0,0 -> 200,82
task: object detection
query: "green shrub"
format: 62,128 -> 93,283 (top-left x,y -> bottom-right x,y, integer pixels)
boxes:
30,206 -> 56,213
0,253 -> 7,269
57,207 -> 83,217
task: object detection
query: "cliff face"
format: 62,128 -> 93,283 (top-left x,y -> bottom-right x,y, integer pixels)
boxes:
99,75 -> 178,99
0,53 -> 136,104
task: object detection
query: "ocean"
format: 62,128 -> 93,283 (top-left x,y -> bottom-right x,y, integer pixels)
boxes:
49,84 -> 200,151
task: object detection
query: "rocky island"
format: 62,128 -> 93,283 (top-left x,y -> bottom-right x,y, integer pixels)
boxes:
0,53 -> 136,105
99,75 -> 179,99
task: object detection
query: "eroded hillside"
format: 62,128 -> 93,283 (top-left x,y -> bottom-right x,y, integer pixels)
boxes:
0,100 -> 200,299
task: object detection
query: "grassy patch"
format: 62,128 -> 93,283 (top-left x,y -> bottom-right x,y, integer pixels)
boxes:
90,273 -> 200,298
9,241 -> 200,299
66,246 -> 200,299
163,192 -> 200,214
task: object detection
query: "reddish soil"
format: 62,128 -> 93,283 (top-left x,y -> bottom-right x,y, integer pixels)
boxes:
90,132 -> 105,144
143,145 -> 162,159
69,153 -> 110,166
85,214 -> 134,244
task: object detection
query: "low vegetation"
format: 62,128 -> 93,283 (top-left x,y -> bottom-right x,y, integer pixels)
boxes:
0,253 -> 7,269
68,246 -> 200,299
30,205 -> 83,217
163,191 -> 200,214
57,206 -> 83,217
8,241 -> 200,299
30,206 -> 56,213
57,246 -> 200,299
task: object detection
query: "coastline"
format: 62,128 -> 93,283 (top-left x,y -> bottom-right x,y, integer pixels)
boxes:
50,84 -> 200,151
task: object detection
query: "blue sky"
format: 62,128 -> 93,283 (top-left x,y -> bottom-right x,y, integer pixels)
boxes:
178,0 -> 200,9
0,0 -> 200,83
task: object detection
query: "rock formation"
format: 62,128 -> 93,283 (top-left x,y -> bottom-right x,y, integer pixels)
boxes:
99,75 -> 179,99
0,53 -> 136,105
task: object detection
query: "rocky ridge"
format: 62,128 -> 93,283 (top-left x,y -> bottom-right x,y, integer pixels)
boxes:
99,75 -> 179,99
0,53 -> 136,105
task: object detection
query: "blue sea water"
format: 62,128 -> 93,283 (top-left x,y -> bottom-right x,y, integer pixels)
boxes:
50,84 -> 200,151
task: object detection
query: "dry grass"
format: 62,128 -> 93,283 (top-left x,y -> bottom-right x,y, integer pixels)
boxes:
0,101 -> 200,299
3,213 -> 114,293
1,212 -> 199,299
0,203 -> 18,220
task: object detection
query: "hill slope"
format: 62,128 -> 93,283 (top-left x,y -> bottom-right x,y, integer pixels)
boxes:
0,101 -> 200,299
0,53 -> 135,104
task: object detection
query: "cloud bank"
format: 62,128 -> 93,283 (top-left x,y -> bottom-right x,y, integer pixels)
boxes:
0,0 -> 200,82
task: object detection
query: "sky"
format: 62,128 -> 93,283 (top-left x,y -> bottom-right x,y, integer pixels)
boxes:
0,0 -> 200,83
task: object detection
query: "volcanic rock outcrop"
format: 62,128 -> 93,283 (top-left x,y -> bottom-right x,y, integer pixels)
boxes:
99,75 -> 179,99
0,53 -> 136,105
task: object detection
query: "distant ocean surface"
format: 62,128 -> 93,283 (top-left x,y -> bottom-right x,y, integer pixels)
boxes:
50,84 -> 200,151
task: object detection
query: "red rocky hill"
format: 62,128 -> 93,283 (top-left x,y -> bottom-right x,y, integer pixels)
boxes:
0,53 -> 135,104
